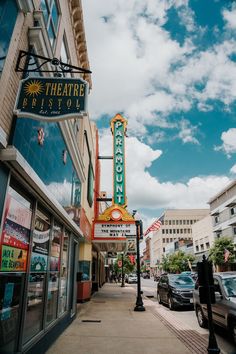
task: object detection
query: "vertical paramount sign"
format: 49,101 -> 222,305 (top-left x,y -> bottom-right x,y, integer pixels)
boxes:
110,114 -> 127,207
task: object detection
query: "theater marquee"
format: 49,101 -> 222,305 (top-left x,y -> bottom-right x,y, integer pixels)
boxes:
14,77 -> 88,121
94,222 -> 136,239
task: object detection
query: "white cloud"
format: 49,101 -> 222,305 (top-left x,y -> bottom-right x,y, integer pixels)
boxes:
177,119 -> 200,145
223,7 -> 236,30
46,179 -> 72,206
230,164 -> 236,174
99,130 -> 230,216
83,0 -> 236,142
215,128 -> 236,157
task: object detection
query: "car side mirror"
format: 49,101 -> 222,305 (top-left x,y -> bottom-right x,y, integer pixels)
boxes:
215,292 -> 222,300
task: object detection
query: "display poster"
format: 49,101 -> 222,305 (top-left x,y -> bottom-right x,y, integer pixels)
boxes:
1,194 -> 32,250
127,238 -> 136,253
30,252 -> 47,272
1,283 -> 14,320
1,245 -> 27,271
50,257 -> 60,271
32,214 -> 50,257
32,229 -> 50,255
51,225 -> 61,258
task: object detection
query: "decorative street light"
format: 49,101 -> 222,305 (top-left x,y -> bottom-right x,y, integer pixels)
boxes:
133,213 -> 145,312
121,252 -> 125,287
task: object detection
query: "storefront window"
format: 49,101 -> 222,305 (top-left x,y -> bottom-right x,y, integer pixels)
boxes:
23,209 -> 50,344
58,230 -> 69,315
0,186 -> 32,272
78,261 -> 90,281
40,0 -> 59,50
46,221 -> 62,325
0,0 -> 18,75
0,274 -> 24,354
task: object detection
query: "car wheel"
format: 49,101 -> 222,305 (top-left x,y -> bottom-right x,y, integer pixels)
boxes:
168,296 -> 175,310
196,306 -> 207,328
230,321 -> 236,345
157,292 -> 162,304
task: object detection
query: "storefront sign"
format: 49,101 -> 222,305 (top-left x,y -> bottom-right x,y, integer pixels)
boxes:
1,245 -> 27,271
110,114 -> 127,207
14,77 -> 88,121
94,222 -> 136,238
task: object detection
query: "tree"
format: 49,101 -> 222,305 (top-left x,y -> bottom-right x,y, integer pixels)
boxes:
160,251 -> 195,273
113,254 -> 135,275
209,237 -> 235,267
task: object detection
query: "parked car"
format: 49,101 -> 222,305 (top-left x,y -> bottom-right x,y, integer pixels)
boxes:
127,273 -> 138,284
154,274 -> 160,282
157,273 -> 195,310
181,271 -> 198,281
193,272 -> 236,344
142,272 -> 150,279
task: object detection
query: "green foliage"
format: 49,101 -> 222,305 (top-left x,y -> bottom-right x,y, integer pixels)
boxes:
209,237 -> 235,266
160,251 -> 195,273
113,254 -> 135,274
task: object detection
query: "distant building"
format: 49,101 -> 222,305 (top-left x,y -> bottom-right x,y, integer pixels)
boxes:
192,214 -> 213,260
151,209 -> 209,267
209,180 -> 236,242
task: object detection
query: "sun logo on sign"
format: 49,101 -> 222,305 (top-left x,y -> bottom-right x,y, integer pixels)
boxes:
24,80 -> 44,96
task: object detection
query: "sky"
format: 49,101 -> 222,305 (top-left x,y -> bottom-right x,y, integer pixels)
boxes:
82,0 -> 236,232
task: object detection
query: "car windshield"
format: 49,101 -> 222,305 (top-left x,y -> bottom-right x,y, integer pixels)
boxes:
169,275 -> 194,286
222,276 -> 236,297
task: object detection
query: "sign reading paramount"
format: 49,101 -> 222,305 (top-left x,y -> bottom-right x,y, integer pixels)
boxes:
110,114 -> 127,207
14,77 -> 88,121
94,222 -> 136,238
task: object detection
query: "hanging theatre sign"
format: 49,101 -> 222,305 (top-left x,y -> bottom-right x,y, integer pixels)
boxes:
93,114 -> 135,251
14,77 -> 88,121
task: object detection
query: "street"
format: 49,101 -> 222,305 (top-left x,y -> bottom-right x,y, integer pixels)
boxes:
128,277 -> 236,354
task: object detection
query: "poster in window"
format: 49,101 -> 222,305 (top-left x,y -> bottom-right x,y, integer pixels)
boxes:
32,216 -> 50,256
1,194 -> 31,250
30,252 -> 47,272
1,245 -> 28,271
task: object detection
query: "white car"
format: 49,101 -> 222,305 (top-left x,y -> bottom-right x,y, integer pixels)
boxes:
127,274 -> 138,284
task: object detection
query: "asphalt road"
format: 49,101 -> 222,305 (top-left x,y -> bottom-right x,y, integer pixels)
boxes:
128,277 -> 236,354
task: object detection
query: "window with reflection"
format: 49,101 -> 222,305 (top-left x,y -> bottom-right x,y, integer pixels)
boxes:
0,0 -> 18,74
58,230 -> 69,315
23,209 -> 51,344
46,221 -> 62,325
40,0 -> 59,49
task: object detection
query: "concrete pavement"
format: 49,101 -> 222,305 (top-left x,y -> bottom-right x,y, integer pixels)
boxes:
46,283 -> 210,354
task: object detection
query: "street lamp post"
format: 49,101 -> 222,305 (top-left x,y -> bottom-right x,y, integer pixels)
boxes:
134,220 -> 145,312
121,253 -> 125,287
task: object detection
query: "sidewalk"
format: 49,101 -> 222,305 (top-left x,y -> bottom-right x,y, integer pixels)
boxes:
46,283 -> 203,354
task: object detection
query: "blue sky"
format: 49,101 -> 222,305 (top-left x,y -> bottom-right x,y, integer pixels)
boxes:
82,0 -> 236,229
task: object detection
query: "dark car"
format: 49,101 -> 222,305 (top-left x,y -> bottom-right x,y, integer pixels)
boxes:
157,273 -> 195,310
193,272 -> 236,344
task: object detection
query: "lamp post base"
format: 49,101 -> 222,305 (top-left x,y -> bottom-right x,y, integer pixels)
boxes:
134,295 -> 145,311
134,304 -> 146,311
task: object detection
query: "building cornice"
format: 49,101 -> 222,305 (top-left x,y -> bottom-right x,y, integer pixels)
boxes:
68,0 -> 92,90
